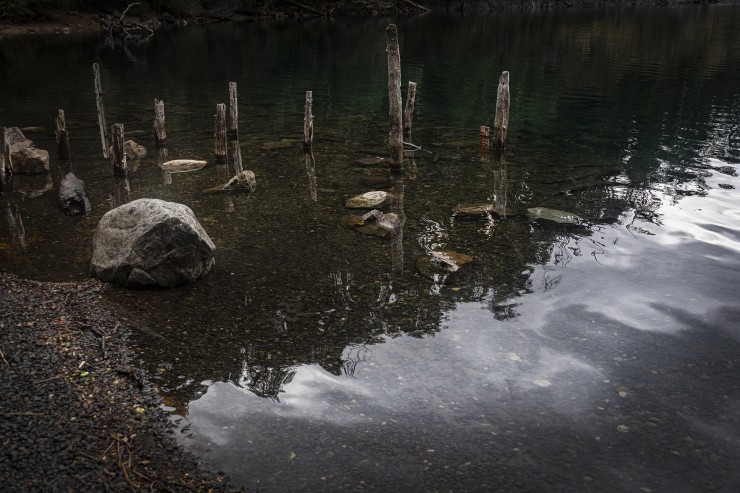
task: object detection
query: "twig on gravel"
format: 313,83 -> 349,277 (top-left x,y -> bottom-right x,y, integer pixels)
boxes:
0,350 -> 9,367
0,411 -> 44,417
116,436 -> 140,491
101,437 -> 117,460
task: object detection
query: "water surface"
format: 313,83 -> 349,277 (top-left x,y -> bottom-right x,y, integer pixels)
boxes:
1,5 -> 739,492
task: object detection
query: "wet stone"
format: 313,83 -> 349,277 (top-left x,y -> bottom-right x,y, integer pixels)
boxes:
353,156 -> 390,167
345,191 -> 391,209
527,207 -> 583,225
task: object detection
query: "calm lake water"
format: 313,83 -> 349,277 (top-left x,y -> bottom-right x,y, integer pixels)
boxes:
2,5 -> 740,492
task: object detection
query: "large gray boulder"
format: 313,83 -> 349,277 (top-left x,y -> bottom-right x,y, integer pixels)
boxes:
90,199 -> 216,288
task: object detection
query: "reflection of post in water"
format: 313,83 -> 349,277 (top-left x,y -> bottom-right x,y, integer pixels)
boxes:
110,176 -> 130,209
5,201 -> 27,248
479,125 -> 490,164
304,151 -> 317,202
391,171 -> 406,277
492,151 -> 508,218
157,146 -> 171,185
230,139 -> 243,174
219,142 -> 235,212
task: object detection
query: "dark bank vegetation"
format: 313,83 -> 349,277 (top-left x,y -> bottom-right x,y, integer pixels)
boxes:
0,0 -> 728,22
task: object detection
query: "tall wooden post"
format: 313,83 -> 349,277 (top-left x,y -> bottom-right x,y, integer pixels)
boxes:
110,123 -> 126,177
386,24 -> 404,170
214,103 -> 227,164
492,71 -> 510,152
229,82 -> 239,139
154,99 -> 167,145
55,110 -> 71,160
304,90 -> 313,150
93,63 -> 109,159
403,81 -> 417,139
0,127 -> 7,186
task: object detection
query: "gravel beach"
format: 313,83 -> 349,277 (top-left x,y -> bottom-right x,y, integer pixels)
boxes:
0,272 -> 242,492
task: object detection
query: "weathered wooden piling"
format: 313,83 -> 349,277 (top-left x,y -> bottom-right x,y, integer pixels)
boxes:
403,81 -> 417,139
492,71 -> 510,151
55,110 -> 71,160
110,123 -> 126,177
0,127 -> 7,186
93,63 -> 110,159
387,24 -> 404,170
304,91 -> 314,150
229,82 -> 239,139
215,103 -> 227,163
154,99 -> 167,145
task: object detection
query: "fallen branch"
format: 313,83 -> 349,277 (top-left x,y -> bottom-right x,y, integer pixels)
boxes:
400,0 -> 431,12
0,412 -> 45,417
284,0 -> 325,15
0,350 -> 9,367
33,375 -> 65,384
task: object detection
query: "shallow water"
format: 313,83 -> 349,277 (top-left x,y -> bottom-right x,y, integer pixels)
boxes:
1,5 -> 740,492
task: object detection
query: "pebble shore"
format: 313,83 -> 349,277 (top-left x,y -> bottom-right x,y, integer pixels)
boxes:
0,272 -> 241,492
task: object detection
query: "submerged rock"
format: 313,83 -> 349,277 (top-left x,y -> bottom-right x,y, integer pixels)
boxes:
345,190 -> 391,209
341,210 -> 401,238
224,170 -> 257,191
159,159 -> 207,173
203,170 -> 257,194
124,140 -> 146,159
90,199 -> 215,288
416,250 -> 474,282
527,207 -> 582,225
353,156 -> 390,167
452,203 -> 497,218
59,172 -> 91,215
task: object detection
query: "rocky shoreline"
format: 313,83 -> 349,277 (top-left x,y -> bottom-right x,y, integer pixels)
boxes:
0,272 -> 242,492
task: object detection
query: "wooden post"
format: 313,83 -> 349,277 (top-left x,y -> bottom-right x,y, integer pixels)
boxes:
492,71 -> 510,151
55,110 -> 71,160
403,81 -> 417,139
93,63 -> 109,159
229,82 -> 239,139
386,24 -> 404,170
110,123 -> 126,177
0,127 -> 7,186
304,90 -> 313,150
154,99 -> 167,145
215,103 -> 227,163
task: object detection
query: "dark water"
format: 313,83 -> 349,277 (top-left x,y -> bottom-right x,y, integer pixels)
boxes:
2,5 -> 740,492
